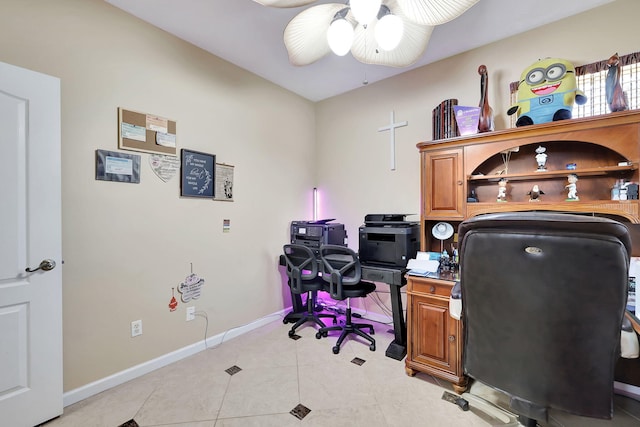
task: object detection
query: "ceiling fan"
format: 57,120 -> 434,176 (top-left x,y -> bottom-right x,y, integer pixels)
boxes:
253,0 -> 479,67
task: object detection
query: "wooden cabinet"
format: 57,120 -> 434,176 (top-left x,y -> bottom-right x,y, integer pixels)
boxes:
422,148 -> 464,220
408,110 -> 640,391
405,276 -> 467,393
420,110 -> 640,227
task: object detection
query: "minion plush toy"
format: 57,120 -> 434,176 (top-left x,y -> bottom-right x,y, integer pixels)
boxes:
508,58 -> 587,126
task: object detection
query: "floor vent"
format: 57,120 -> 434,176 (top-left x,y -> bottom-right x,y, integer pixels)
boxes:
290,403 -> 311,420
225,365 -> 242,376
351,357 -> 366,366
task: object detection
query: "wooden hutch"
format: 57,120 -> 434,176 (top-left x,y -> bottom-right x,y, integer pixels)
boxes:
405,110 -> 640,393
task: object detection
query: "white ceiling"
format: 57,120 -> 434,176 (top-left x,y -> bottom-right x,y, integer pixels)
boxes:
105,0 -> 614,102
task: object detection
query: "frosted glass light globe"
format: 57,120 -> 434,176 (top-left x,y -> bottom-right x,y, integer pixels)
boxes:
350,0 -> 381,26
375,13 -> 403,51
327,18 -> 354,56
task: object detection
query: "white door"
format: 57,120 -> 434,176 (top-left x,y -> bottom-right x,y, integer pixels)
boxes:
0,61 -> 62,426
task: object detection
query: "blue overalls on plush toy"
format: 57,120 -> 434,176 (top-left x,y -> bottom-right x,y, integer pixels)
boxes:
508,58 -> 587,127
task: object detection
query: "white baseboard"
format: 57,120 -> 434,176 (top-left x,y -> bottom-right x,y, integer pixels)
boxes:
614,381 -> 640,401
63,309 -> 287,407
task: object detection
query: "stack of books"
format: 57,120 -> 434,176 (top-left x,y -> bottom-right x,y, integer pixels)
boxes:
432,99 -> 459,140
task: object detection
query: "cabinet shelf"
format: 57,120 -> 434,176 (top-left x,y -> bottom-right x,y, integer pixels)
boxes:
468,164 -> 636,182
466,200 -> 640,223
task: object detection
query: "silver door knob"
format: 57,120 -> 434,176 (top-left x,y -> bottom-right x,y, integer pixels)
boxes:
25,259 -> 56,273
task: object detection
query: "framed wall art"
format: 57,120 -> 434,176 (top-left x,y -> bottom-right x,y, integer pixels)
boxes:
214,163 -> 234,202
95,149 -> 141,183
180,149 -> 215,198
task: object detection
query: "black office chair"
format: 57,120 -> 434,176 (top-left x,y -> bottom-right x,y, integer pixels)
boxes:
453,212 -> 630,426
282,244 -> 336,337
316,244 -> 376,354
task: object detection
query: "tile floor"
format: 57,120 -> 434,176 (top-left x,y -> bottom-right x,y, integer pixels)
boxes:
44,314 -> 640,427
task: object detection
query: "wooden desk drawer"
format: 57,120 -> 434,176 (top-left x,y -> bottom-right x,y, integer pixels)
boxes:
408,277 -> 453,297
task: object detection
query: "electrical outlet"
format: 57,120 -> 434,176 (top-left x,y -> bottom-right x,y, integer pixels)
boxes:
131,319 -> 142,337
186,306 -> 195,321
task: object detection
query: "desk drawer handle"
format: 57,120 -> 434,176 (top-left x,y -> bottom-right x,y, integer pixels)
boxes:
449,335 -> 455,342
430,285 -> 436,293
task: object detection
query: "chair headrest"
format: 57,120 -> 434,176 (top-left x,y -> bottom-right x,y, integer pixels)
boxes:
458,212 -> 631,257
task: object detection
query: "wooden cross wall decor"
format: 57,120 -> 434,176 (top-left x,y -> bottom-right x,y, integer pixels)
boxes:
378,110 -> 408,170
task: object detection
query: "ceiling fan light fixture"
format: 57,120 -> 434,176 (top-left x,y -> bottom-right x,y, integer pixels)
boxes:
327,17 -> 354,56
350,0 -> 382,26
375,7 -> 403,51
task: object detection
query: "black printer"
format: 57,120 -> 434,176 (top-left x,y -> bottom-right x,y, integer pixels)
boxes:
290,219 -> 347,256
358,214 -> 420,268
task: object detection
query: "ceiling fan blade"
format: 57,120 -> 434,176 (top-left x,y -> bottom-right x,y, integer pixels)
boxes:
253,0 -> 318,7
284,4 -> 350,66
396,0 -> 479,26
351,5 -> 433,67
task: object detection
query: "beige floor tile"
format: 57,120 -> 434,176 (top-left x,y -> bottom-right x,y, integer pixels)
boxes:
214,413 -> 301,427
134,369 -> 228,425
298,356 -> 378,411
43,317 -> 640,427
302,404 -> 389,427
45,378 -> 155,427
217,365 -> 299,419
379,398 -> 495,427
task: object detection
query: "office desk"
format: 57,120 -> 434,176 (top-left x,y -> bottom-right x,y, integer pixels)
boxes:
279,255 -> 407,360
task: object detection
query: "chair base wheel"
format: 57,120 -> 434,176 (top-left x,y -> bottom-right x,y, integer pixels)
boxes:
332,346 -> 340,354
315,332 -> 322,339
288,330 -> 295,337
369,344 -> 376,351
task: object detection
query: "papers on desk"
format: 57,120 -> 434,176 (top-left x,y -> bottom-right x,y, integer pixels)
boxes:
407,252 -> 440,277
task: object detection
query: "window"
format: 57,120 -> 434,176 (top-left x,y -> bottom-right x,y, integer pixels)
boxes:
509,51 -> 639,127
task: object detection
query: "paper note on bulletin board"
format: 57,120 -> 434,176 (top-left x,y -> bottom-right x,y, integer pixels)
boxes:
118,107 -> 177,156
214,163 -> 234,201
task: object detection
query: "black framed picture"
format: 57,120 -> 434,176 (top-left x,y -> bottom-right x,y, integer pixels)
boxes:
95,149 -> 141,183
180,149 -> 215,198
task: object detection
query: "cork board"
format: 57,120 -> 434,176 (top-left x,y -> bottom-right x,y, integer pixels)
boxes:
118,107 -> 177,156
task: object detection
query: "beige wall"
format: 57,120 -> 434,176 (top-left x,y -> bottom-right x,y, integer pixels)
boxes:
0,0 -> 637,394
0,0 -> 316,391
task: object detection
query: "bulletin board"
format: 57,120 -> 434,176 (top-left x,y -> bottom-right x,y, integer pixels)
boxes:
118,107 -> 177,156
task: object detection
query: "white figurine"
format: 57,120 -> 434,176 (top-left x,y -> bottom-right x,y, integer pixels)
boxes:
535,146 -> 547,171
497,178 -> 507,202
528,184 -> 544,202
566,174 -> 579,200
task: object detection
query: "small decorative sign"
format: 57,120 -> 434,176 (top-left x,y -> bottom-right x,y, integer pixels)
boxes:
180,149 -> 215,198
214,163 -> 234,201
168,287 -> 178,312
96,149 -> 141,183
177,273 -> 204,303
149,154 -> 180,182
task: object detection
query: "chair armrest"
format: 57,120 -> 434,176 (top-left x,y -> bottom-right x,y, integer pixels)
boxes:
621,310 -> 640,358
450,281 -> 462,320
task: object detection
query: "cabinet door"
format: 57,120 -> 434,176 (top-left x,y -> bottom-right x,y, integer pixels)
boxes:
423,148 -> 464,219
409,293 -> 460,374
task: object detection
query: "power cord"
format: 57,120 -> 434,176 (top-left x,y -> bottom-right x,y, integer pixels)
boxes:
193,311 -> 209,348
